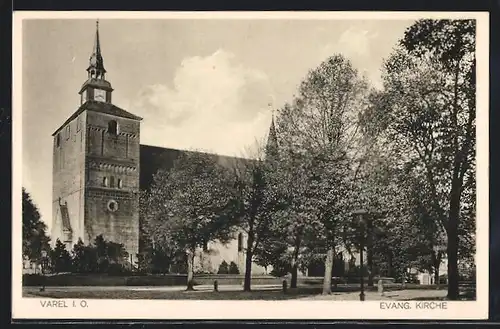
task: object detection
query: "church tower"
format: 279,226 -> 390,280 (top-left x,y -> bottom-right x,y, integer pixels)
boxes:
52,21 -> 142,264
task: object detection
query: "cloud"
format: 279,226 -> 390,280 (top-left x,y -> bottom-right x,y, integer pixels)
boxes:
130,49 -> 274,157
337,28 -> 372,58
318,28 -> 383,89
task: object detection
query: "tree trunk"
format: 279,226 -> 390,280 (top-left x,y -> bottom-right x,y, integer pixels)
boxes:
445,55 -> 464,301
322,248 -> 335,295
447,186 -> 461,300
434,268 -> 440,287
367,246 -> 374,287
186,250 -> 195,291
401,268 -> 407,289
290,240 -> 301,289
291,261 -> 298,289
243,233 -> 254,292
388,253 -> 393,278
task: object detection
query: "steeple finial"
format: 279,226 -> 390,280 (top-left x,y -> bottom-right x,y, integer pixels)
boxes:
87,19 -> 106,79
95,19 -> 100,52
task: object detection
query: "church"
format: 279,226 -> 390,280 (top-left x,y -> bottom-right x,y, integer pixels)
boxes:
50,22 -> 274,275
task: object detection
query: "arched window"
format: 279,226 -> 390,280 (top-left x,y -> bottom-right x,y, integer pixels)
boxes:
118,179 -> 123,189
237,233 -> 243,252
110,176 -> 115,188
102,177 -> 108,187
108,120 -> 118,135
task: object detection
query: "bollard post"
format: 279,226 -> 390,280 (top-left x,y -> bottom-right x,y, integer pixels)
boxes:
214,280 -> 218,292
378,279 -> 384,296
282,279 -> 288,294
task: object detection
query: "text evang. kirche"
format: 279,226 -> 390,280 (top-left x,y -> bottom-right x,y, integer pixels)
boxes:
380,302 -> 448,310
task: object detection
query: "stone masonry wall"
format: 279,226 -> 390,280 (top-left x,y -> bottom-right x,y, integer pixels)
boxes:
84,111 -> 141,263
51,111 -> 87,250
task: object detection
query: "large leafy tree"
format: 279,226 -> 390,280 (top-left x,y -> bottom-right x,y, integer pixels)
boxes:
22,188 -> 51,261
230,145 -> 276,291
141,152 -> 239,290
376,19 -> 476,299
272,54 -> 371,294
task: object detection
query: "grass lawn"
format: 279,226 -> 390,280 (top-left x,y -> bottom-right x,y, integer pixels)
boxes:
24,287 -> 324,300
22,284 -> 476,301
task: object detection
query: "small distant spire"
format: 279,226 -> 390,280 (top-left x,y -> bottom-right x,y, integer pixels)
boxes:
266,108 -> 278,160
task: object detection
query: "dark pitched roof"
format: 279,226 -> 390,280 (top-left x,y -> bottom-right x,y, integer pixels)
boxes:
52,100 -> 142,136
139,144 -> 252,191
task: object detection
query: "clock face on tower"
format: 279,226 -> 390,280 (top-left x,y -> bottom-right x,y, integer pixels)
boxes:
94,88 -> 106,102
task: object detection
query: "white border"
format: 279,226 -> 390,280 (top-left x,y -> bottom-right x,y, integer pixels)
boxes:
12,11 -> 490,320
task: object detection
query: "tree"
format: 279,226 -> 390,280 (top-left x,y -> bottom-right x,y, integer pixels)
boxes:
71,239 -> 98,273
70,236 -> 129,273
253,229 -> 288,276
377,19 -> 476,299
230,142 -> 277,291
22,188 -> 51,262
136,251 -> 153,274
49,239 -> 72,273
260,147 -> 319,288
217,260 -> 229,274
94,235 -> 109,272
92,235 -> 129,272
151,247 -> 182,274
142,151 -> 239,290
106,240 -> 129,265
137,220 -> 183,274
273,54 -> 370,294
229,261 -> 240,274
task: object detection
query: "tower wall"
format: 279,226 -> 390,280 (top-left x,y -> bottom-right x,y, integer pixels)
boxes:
51,112 -> 87,250
84,111 -> 141,263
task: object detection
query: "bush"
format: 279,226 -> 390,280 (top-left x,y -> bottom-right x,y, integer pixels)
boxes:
125,274 -> 187,286
50,239 -> 73,273
217,260 -> 229,274
270,261 -> 291,277
22,273 -> 299,287
108,263 -> 129,276
228,261 -> 240,274
23,274 -> 44,286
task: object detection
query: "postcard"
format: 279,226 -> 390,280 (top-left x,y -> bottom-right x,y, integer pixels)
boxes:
12,10 -> 489,320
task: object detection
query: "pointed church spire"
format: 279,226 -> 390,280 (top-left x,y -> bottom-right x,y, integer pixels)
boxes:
266,109 -> 279,160
87,19 -> 106,79
94,19 -> 102,57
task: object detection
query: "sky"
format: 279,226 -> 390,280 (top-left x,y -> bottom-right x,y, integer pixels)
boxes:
20,18 -> 415,231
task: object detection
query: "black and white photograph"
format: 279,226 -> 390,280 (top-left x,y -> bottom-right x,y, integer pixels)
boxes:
12,11 -> 489,320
